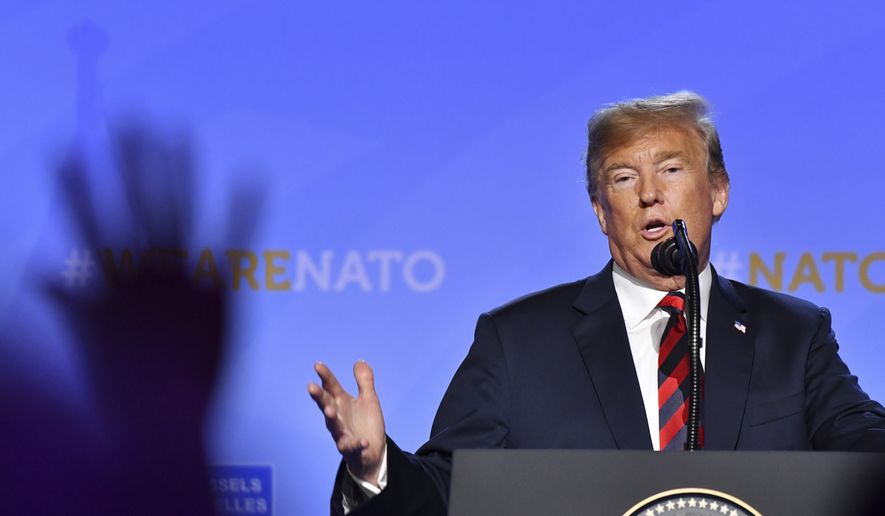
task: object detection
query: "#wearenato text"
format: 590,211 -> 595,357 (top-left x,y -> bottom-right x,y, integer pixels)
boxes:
99,248 -> 445,293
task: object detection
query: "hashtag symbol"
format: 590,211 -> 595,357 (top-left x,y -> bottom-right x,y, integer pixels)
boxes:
62,248 -> 96,287
712,250 -> 744,280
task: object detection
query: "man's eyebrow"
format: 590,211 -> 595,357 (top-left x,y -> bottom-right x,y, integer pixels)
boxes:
603,161 -> 635,173
654,150 -> 688,163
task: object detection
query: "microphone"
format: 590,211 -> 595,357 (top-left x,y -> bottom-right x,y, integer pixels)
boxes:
651,220 -> 698,276
650,219 -> 703,451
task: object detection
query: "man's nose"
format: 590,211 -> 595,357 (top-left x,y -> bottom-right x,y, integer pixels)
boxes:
638,174 -> 663,206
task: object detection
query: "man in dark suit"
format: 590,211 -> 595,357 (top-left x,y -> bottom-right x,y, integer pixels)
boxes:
307,92 -> 885,515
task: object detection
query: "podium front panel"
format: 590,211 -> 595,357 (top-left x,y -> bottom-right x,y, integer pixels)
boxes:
449,450 -> 885,515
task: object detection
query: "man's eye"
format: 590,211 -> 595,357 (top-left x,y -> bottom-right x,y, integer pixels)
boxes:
666,167 -> 681,173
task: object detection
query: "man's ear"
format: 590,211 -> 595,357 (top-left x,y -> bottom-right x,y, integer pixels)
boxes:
711,174 -> 729,218
591,195 -> 608,235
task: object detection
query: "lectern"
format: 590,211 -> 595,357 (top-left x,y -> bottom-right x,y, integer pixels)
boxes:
449,450 -> 885,515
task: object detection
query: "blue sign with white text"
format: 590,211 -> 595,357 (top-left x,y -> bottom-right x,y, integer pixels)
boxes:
210,466 -> 273,515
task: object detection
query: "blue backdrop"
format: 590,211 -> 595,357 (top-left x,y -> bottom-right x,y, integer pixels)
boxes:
3,1 -> 885,514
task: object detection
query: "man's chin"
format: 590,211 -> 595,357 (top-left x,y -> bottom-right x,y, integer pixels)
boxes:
621,262 -> 686,291
641,270 -> 685,291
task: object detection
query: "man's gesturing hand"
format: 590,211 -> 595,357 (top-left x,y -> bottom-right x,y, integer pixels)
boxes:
308,361 -> 386,486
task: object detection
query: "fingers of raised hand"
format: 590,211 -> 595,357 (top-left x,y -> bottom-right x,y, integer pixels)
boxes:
307,382 -> 332,411
314,362 -> 347,397
335,435 -> 368,456
353,360 -> 376,398
307,382 -> 346,436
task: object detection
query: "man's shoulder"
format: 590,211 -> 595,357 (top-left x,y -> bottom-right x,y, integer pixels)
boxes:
484,277 -> 590,323
718,274 -> 827,325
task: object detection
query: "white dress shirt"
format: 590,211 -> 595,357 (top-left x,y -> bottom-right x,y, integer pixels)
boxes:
612,262 -> 710,450
343,264 -> 713,509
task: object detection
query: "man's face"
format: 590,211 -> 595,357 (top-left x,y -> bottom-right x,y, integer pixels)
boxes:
591,125 -> 729,291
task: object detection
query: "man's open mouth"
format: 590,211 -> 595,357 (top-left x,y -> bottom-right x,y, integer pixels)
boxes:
640,220 -> 670,239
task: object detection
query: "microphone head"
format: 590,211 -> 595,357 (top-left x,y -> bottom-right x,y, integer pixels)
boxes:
651,238 -> 683,276
651,237 -> 699,277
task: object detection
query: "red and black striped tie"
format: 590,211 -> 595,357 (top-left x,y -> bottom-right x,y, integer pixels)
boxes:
657,291 -> 703,451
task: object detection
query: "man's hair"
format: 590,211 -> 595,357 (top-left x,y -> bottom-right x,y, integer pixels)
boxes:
585,91 -> 729,198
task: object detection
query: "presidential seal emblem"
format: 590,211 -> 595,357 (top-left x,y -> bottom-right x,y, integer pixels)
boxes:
624,487 -> 761,516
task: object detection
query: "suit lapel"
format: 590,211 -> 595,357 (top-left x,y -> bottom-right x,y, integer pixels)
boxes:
704,267 -> 755,450
571,262 -> 652,450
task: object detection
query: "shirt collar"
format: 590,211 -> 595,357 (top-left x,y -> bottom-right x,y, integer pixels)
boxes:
612,261 -> 712,330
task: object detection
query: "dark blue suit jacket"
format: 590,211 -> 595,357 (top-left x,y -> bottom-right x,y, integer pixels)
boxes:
333,263 -> 885,515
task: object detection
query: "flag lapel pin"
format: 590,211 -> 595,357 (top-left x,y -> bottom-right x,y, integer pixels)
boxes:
734,320 -> 747,334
